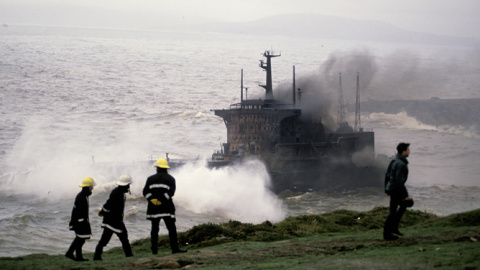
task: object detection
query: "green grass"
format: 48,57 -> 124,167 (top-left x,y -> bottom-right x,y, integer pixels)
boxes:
1,208 -> 479,269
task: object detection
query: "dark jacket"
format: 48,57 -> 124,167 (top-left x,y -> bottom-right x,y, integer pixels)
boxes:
385,153 -> 409,198
143,169 -> 176,219
100,185 -> 129,233
69,188 -> 92,238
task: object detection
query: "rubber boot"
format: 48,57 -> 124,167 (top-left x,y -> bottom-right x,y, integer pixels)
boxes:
66,237 -> 85,261
123,242 -> 133,257
93,245 -> 103,261
75,239 -> 88,261
75,249 -> 88,261
151,234 -> 158,254
168,227 -> 186,253
65,241 -> 77,261
151,242 -> 158,255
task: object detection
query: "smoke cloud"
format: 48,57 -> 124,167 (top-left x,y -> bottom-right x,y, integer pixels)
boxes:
269,47 -> 479,131
273,50 -> 378,130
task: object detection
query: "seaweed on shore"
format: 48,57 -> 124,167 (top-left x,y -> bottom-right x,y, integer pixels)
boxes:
154,207 -> 438,249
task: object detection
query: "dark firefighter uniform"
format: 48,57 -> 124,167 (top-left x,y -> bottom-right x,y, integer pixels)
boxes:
143,158 -> 186,254
94,175 -> 133,260
69,188 -> 92,238
66,177 -> 94,261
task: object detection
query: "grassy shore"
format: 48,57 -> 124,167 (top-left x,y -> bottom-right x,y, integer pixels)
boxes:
1,207 -> 479,269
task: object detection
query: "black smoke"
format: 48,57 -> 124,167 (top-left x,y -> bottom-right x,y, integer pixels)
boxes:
273,50 -> 378,130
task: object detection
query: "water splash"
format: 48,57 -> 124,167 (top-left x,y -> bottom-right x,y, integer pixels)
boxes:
174,159 -> 287,224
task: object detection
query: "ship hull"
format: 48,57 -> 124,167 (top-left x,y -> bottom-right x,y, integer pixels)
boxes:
207,156 -> 386,193
269,163 -> 385,193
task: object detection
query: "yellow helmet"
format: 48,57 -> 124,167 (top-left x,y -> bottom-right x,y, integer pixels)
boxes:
153,158 -> 170,169
79,177 -> 95,187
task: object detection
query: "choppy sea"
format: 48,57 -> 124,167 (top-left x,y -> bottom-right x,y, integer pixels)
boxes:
1,25 -> 479,257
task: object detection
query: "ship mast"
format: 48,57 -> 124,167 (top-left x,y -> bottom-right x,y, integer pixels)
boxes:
240,69 -> 243,103
292,65 -> 296,105
354,72 -> 362,132
337,73 -> 346,124
259,50 -> 281,100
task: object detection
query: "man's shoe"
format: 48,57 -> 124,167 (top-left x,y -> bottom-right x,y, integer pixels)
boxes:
383,233 -> 399,241
172,248 -> 187,254
65,253 -> 76,261
93,255 -> 102,261
392,230 -> 403,236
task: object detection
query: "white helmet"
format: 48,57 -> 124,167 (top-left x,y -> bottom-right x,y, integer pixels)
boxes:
117,174 -> 132,186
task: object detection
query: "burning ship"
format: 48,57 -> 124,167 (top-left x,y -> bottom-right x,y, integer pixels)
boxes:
209,51 -> 385,193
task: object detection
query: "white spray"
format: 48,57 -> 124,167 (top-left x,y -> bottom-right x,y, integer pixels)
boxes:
1,115 -> 157,199
2,115 -> 287,224
173,159 -> 286,224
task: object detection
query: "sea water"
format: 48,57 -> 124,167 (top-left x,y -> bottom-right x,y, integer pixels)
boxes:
0,25 -> 479,257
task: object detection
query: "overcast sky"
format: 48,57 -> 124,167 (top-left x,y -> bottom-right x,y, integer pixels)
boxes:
1,0 -> 479,38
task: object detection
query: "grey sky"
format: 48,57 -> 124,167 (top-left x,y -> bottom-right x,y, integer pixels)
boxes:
1,0 -> 479,38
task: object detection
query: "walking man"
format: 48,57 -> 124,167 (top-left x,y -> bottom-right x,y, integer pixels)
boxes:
143,158 -> 187,254
94,174 -> 133,260
66,177 -> 95,261
383,142 -> 414,240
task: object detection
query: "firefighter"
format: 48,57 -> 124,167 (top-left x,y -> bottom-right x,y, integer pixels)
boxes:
143,158 -> 187,254
66,177 -> 95,261
94,174 -> 133,260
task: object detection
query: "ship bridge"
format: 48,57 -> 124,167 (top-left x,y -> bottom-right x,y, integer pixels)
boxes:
214,99 -> 301,156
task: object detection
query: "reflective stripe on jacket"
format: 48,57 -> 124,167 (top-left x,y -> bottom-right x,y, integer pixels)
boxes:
143,171 -> 176,219
69,189 -> 92,238
100,186 -> 128,233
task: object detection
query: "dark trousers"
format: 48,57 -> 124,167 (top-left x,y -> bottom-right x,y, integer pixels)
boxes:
384,194 -> 407,234
66,237 -> 86,259
95,223 -> 132,258
150,217 -> 179,253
